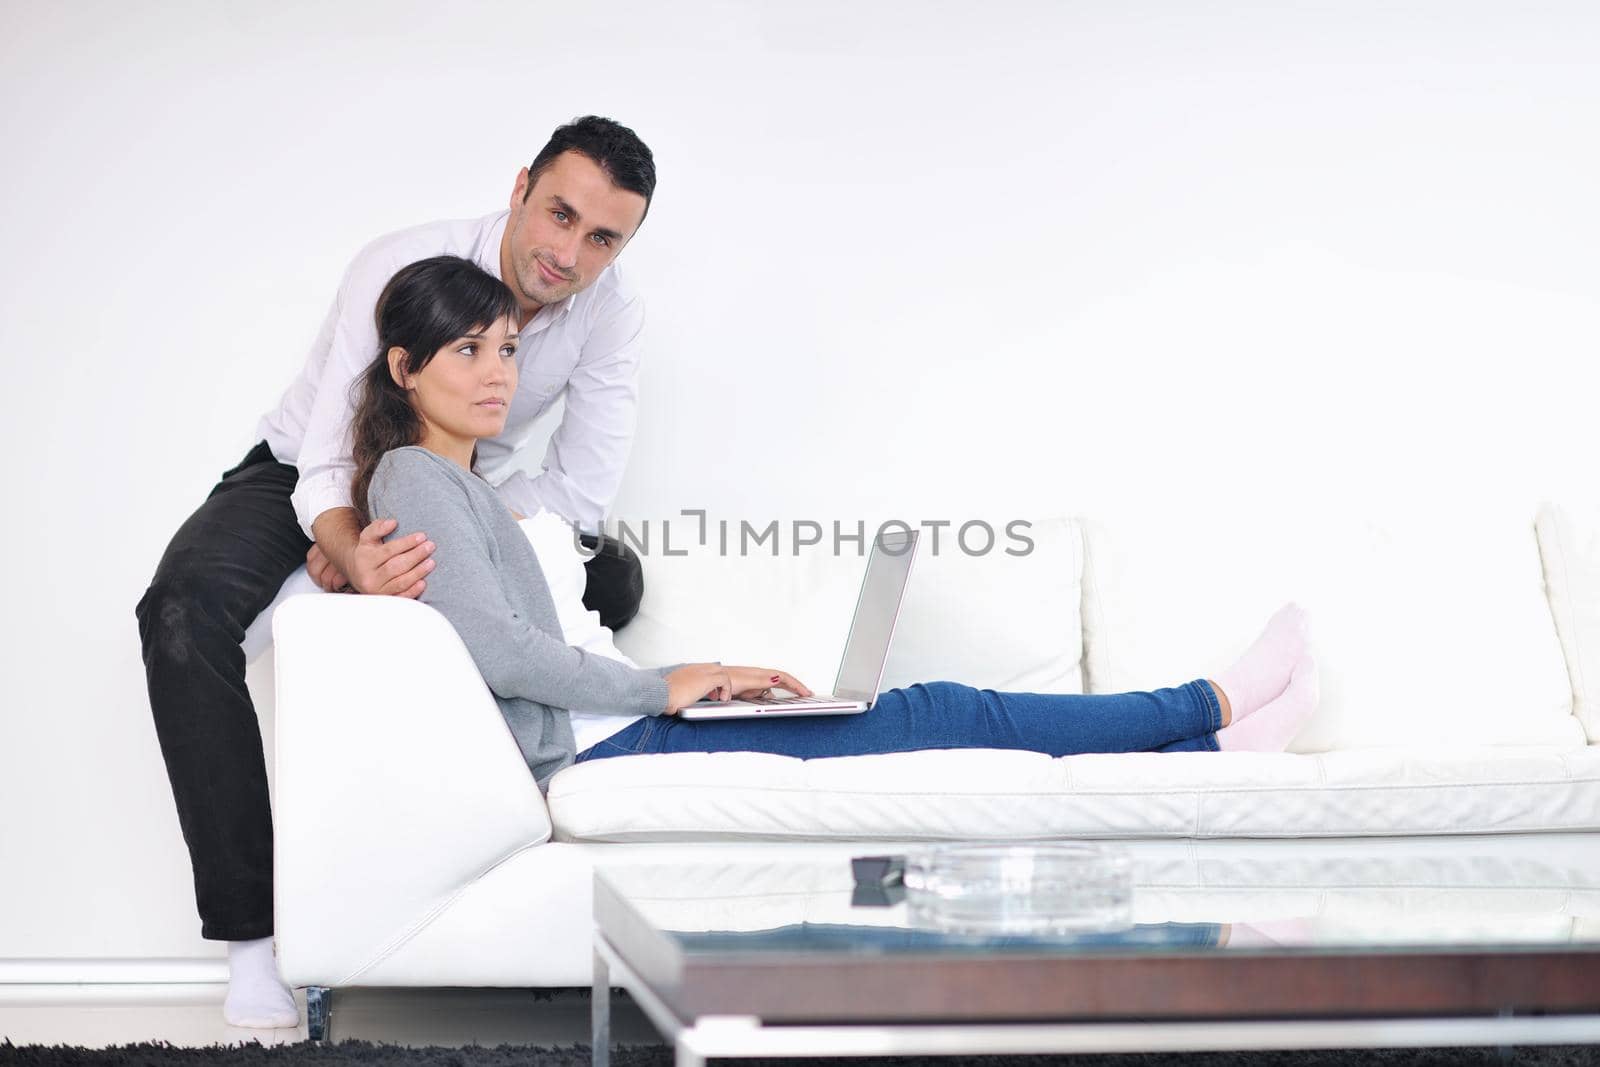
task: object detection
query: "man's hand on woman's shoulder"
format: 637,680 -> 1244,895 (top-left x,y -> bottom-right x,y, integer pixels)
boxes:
308,508 -> 436,599
346,517 -> 437,597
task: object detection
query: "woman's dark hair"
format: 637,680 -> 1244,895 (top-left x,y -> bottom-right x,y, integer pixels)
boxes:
525,115 -> 656,224
349,255 -> 518,522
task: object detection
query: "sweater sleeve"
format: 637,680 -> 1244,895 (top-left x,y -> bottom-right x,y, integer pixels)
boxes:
368,450 -> 670,717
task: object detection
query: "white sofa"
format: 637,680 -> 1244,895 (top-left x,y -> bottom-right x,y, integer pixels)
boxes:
257,499 -> 1600,996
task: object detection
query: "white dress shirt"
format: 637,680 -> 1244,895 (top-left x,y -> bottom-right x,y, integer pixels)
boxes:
257,210 -> 645,538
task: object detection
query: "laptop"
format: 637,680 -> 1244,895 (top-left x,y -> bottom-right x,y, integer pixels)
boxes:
679,527 -> 920,720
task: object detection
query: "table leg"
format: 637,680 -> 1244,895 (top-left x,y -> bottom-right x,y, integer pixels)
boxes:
592,945 -> 611,1067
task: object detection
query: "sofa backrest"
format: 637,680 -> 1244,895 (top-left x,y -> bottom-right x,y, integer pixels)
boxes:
1077,500 -> 1584,751
612,516 -> 1085,697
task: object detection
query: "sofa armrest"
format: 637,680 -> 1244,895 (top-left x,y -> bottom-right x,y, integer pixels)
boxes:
271,594 -> 552,986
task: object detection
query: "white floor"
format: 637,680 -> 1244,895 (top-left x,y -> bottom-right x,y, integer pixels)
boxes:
0,984 -> 664,1050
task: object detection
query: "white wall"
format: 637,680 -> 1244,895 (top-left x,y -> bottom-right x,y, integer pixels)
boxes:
2,0 -> 1597,961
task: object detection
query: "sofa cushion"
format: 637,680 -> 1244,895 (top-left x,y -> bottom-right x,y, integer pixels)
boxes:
546,744 -> 1600,841
1078,501 -> 1583,751
1535,500 -> 1600,743
613,516 -> 1084,696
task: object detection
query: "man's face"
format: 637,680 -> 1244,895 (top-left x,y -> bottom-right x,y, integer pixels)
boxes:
502,150 -> 648,314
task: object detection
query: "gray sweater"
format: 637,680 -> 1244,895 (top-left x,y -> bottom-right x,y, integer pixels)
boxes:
367,446 -> 674,788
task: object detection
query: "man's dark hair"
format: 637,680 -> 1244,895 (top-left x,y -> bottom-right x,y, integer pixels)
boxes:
525,115 -> 656,224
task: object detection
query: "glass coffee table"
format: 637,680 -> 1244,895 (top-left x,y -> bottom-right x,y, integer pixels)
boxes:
590,834 -> 1600,1066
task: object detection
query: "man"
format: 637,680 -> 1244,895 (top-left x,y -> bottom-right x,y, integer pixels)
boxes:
134,115 -> 655,1027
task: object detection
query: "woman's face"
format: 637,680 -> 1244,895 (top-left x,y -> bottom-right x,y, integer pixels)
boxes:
397,314 -> 520,445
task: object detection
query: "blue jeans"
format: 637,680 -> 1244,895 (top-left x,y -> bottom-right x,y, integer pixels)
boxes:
575,679 -> 1222,763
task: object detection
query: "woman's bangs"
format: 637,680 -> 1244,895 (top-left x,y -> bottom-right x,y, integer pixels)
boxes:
444,275 -> 518,342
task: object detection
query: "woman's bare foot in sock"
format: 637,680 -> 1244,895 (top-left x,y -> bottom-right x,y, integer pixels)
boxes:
224,936 -> 299,1029
1216,653 -> 1319,752
1212,603 -> 1309,725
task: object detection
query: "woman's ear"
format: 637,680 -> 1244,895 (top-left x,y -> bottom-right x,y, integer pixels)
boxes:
386,346 -> 412,390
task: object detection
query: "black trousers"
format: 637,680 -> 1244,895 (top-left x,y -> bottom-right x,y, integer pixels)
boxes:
134,441 -> 644,940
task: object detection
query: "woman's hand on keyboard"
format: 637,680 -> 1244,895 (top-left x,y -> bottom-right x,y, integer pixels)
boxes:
727,667 -> 813,702
664,664 -> 734,714
663,665 -> 815,715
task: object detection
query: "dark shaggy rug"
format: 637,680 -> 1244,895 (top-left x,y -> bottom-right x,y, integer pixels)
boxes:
3,1042 -> 1600,1065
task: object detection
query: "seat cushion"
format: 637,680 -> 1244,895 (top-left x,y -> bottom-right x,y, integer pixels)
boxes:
547,744 -> 1600,842
1078,500 -> 1583,751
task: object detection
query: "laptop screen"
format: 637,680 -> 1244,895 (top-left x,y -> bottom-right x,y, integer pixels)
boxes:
831,528 -> 920,704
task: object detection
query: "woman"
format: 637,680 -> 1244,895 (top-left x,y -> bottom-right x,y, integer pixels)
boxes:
355,256 -> 1319,790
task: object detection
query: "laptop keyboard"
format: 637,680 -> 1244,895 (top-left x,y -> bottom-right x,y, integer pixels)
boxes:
746,694 -> 825,705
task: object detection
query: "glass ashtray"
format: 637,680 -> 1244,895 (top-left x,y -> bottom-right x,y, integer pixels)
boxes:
903,843 -> 1133,935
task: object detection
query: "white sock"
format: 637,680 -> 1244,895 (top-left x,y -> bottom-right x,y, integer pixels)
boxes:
1214,602 -> 1309,723
1216,652 -> 1319,752
224,936 -> 299,1029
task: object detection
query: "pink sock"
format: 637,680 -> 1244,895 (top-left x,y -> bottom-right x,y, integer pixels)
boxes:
1227,917 -> 1315,948
1213,602 -> 1309,723
1216,653 -> 1319,752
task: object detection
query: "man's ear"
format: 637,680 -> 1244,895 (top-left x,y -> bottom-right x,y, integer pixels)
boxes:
509,166 -> 531,210
387,346 -> 412,389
